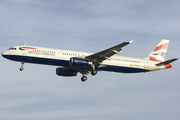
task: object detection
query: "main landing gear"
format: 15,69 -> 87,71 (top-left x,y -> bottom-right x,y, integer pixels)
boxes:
20,61 -> 24,71
81,70 -> 97,82
81,75 -> 87,82
91,70 -> 97,76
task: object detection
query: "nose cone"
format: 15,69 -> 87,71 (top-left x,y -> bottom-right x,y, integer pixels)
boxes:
2,51 -> 5,57
2,51 -> 9,59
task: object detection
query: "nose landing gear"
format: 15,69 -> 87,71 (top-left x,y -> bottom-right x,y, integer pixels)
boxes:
20,61 -> 24,71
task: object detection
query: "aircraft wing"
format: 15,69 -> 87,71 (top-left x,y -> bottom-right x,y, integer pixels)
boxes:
85,40 -> 133,66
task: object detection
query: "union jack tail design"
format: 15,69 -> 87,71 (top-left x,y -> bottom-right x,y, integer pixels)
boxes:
147,39 -> 169,62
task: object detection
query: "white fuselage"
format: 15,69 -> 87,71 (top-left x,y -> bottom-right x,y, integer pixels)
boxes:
2,45 -> 167,73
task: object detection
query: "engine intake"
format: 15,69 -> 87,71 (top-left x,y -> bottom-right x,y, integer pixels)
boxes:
56,68 -> 77,76
70,57 -> 91,66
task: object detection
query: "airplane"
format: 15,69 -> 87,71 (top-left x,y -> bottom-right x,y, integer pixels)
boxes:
2,39 -> 178,82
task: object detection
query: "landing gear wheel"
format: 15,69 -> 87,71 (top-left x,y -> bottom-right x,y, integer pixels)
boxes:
20,67 -> 24,71
20,61 -> 24,71
81,76 -> 87,82
91,70 -> 97,75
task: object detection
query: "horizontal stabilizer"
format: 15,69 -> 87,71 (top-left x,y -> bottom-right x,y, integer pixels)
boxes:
156,58 -> 178,66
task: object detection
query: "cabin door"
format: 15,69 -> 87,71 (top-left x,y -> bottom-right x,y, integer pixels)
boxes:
21,47 -> 27,55
144,59 -> 148,68
57,50 -> 62,58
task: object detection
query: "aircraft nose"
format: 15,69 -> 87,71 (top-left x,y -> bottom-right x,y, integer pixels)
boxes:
2,51 -> 5,58
2,51 -> 4,56
2,51 -> 8,58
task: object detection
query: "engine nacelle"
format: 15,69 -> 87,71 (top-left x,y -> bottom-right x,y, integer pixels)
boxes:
69,57 -> 91,66
56,68 -> 77,76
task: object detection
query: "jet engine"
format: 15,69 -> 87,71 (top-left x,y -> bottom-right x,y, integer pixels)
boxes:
69,57 -> 92,66
56,68 -> 77,76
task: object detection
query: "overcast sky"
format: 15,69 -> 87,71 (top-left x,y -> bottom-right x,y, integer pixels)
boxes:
0,0 -> 180,120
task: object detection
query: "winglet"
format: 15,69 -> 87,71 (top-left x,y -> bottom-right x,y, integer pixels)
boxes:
129,40 -> 133,45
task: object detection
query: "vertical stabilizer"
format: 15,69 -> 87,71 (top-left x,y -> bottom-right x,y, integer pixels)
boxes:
146,39 -> 169,62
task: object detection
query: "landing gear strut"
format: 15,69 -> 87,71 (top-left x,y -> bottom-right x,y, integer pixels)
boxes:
81,75 -> 87,82
20,61 -> 24,71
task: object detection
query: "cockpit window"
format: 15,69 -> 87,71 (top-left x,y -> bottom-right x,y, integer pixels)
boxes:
8,47 -> 16,50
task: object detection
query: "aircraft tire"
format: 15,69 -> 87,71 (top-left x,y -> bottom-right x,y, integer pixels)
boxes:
81,76 -> 87,82
20,67 -> 24,71
91,70 -> 97,75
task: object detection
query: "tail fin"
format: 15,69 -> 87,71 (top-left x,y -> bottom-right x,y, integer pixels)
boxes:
147,39 -> 169,62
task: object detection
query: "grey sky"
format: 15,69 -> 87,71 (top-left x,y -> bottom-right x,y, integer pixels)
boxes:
0,0 -> 180,120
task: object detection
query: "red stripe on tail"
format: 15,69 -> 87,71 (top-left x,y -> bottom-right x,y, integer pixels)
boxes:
148,56 -> 162,62
153,43 -> 168,52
